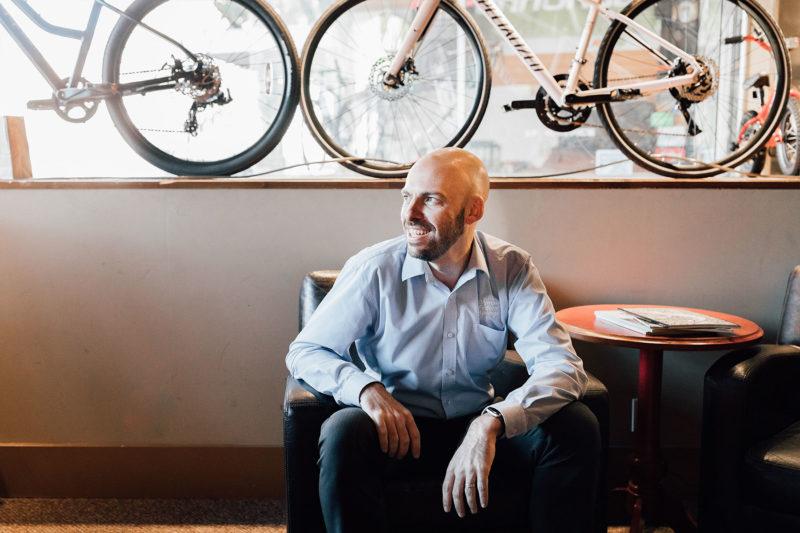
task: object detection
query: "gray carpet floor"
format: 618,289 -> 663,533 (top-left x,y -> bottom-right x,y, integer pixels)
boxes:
0,499 -> 675,532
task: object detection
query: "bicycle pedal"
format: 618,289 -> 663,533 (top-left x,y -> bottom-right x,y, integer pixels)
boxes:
503,99 -> 537,112
27,98 -> 55,111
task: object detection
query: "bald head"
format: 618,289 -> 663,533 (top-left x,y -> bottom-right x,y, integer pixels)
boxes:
408,148 -> 489,202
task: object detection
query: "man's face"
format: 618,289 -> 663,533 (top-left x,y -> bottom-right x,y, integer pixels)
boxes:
401,162 -> 468,262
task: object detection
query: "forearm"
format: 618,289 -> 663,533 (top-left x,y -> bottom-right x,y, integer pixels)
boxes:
286,341 -> 377,406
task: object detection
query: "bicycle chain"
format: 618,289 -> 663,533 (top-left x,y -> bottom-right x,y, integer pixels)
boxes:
555,73 -> 692,137
120,66 -> 187,134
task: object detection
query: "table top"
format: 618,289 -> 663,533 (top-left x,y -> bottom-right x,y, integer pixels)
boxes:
555,304 -> 763,351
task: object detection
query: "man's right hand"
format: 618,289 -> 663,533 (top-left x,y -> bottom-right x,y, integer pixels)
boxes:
359,382 -> 421,460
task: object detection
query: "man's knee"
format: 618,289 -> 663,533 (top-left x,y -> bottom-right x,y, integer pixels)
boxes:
517,400 -> 600,467
549,400 -> 601,457
318,407 -> 378,468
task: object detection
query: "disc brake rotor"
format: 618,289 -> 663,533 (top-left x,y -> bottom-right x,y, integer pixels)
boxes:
369,56 -> 415,101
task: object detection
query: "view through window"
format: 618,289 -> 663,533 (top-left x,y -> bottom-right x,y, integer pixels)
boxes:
0,0 -> 789,180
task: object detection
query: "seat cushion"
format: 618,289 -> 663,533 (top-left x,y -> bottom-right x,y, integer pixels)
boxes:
744,420 -> 800,515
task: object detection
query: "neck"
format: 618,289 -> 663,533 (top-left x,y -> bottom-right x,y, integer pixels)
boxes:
429,232 -> 475,290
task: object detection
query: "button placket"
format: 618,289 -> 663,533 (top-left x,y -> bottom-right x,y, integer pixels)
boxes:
441,294 -> 459,415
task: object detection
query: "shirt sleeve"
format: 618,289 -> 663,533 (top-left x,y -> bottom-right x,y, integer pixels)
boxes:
489,259 -> 588,438
285,260 -> 380,407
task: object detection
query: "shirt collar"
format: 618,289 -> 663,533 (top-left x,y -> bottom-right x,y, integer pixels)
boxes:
401,233 -> 489,284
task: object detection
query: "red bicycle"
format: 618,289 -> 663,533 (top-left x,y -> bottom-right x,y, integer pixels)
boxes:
733,35 -> 800,176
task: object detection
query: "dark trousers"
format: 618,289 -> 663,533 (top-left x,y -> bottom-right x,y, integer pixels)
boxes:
317,401 -> 600,533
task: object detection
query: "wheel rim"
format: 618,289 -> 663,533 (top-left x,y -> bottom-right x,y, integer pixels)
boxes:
301,0 -> 488,174
778,103 -> 800,174
110,0 -> 294,172
597,0 -> 789,177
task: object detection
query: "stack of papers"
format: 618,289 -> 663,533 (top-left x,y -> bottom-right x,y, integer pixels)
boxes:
594,307 -> 740,336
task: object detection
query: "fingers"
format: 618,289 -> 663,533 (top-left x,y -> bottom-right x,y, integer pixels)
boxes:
409,417 -> 421,459
386,414 -> 399,457
442,470 -> 454,513
374,414 -> 389,454
465,479 -> 479,515
478,474 -> 489,509
360,385 -> 420,459
451,475 -> 466,517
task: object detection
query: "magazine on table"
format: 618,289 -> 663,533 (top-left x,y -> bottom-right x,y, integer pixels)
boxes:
594,307 -> 739,336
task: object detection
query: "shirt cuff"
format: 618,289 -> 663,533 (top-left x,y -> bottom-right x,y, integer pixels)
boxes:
489,400 -> 528,439
340,372 -> 380,407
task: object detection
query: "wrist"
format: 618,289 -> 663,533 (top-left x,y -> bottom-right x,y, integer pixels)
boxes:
480,406 -> 505,438
358,382 -> 383,405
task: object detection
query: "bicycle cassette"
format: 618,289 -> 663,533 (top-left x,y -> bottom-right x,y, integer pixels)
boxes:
535,74 -> 592,132
669,55 -> 719,103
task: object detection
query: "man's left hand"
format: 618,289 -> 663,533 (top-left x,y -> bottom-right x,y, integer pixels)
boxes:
442,414 -> 503,517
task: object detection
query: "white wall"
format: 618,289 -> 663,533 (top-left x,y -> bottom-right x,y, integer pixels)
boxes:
0,186 -> 797,448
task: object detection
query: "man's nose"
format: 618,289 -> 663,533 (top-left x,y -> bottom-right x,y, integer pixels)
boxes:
403,198 -> 424,220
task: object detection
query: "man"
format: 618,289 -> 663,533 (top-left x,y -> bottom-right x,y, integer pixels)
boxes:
286,148 -> 599,532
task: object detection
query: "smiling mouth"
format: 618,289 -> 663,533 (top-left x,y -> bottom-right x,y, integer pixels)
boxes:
406,224 -> 432,240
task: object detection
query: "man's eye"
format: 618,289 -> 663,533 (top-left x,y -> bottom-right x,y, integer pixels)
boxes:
425,197 -> 440,205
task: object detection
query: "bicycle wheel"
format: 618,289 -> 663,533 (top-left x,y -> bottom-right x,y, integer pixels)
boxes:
776,97 -> 800,175
103,0 -> 299,176
594,0 -> 790,178
301,0 -> 491,178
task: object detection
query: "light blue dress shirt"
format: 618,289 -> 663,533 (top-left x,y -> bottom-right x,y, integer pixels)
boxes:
286,231 -> 587,438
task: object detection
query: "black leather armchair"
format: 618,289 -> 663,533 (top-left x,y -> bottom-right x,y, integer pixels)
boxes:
283,271 -> 610,533
699,266 -> 800,532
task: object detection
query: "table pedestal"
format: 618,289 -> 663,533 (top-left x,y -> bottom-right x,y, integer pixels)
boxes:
627,348 -> 695,533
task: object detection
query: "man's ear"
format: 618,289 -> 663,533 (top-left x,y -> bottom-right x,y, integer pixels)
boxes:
465,195 -> 485,225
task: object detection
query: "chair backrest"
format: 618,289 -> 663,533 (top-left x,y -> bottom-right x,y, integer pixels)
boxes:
299,270 -> 339,331
777,265 -> 800,346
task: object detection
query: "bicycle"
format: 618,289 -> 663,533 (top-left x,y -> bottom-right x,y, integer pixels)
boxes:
731,34 -> 800,176
300,0 -> 791,179
0,0 -> 299,176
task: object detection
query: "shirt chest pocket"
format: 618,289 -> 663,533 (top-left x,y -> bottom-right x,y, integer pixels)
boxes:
466,323 -> 507,374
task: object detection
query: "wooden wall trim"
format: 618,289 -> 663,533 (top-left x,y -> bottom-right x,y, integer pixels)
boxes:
0,445 -> 284,498
1,176 -> 799,190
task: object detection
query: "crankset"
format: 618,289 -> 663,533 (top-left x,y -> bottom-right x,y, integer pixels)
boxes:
503,74 -> 592,132
27,77 -> 109,123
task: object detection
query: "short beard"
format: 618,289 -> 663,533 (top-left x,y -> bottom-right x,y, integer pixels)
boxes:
408,207 -> 466,261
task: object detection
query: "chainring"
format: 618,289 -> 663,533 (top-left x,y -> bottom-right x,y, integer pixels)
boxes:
535,73 -> 592,132
53,77 -> 100,123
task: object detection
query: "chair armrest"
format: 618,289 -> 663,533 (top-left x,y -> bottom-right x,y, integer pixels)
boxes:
699,344 -> 800,532
283,376 -> 338,533
704,344 -> 800,445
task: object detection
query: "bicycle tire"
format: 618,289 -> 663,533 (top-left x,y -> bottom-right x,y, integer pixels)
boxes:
594,0 -> 790,179
776,97 -> 800,176
102,0 -> 299,176
300,0 -> 491,178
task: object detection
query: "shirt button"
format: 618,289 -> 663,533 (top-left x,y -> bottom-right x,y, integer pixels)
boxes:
446,369 -> 454,376
447,332 -> 455,338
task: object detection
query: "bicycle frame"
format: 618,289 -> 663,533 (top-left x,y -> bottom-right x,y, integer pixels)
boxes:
740,87 -> 800,148
0,0 -> 196,101
387,0 -> 702,107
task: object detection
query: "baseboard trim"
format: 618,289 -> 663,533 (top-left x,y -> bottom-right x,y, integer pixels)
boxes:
0,444 -> 700,503
0,445 -> 284,498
